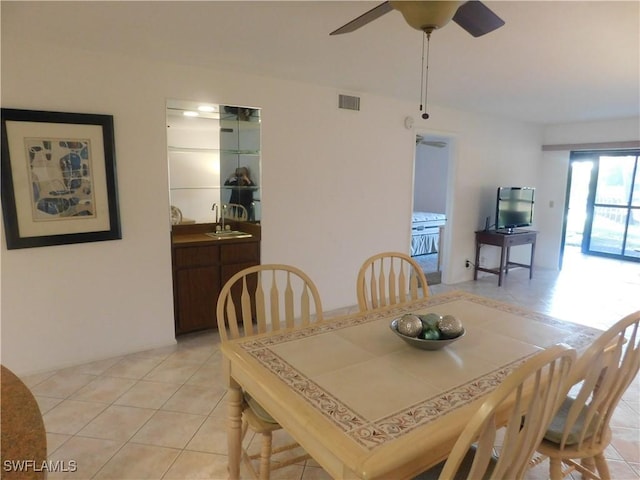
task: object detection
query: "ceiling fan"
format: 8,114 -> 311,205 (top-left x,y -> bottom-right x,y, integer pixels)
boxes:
416,135 -> 447,148
330,1 -> 505,37
331,1 -> 505,120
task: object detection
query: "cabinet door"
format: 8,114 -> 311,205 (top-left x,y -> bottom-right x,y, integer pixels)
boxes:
221,242 -> 260,309
175,265 -> 221,334
221,242 -> 260,264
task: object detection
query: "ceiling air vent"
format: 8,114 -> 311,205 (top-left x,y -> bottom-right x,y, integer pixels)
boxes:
338,94 -> 360,111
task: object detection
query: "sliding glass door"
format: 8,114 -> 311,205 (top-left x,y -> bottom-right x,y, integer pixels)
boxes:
569,150 -> 640,262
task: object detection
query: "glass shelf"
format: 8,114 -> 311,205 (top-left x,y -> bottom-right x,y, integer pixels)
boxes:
168,146 -> 260,155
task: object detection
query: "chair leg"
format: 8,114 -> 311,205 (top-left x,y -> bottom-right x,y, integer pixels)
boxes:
241,418 -> 249,441
549,458 -> 564,480
259,431 -> 273,480
580,456 -> 596,478
594,453 -> 611,480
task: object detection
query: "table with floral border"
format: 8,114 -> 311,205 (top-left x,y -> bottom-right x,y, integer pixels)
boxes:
220,290 -> 601,479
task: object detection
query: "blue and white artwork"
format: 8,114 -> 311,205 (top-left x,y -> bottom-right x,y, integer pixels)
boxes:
26,138 -> 95,220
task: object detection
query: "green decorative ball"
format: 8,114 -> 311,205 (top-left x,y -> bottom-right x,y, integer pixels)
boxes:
419,313 -> 442,330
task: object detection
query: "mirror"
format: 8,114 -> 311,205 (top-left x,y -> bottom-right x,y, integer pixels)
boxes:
167,99 -> 261,225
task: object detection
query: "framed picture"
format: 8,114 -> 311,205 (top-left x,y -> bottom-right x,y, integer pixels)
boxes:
1,108 -> 121,249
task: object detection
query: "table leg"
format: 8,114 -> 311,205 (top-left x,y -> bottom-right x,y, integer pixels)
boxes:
227,381 -> 243,480
474,240 -> 481,280
529,240 -> 536,279
505,246 -> 511,276
498,246 -> 507,286
437,226 -> 444,273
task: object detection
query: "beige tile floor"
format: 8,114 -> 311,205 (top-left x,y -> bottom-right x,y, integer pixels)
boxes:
21,248 -> 640,479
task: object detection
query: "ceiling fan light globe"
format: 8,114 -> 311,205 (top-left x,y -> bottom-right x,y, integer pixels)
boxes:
390,1 -> 463,32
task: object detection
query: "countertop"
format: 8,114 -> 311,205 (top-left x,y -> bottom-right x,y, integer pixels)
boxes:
171,222 -> 261,246
172,232 -> 257,246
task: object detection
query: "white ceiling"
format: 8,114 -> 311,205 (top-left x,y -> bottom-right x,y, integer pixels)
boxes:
3,1 -> 639,125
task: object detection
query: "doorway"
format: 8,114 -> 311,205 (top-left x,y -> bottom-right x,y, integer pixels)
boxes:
411,134 -> 451,285
561,150 -> 640,268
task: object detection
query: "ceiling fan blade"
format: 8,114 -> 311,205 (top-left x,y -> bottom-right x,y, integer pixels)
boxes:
452,1 -> 505,37
330,2 -> 394,35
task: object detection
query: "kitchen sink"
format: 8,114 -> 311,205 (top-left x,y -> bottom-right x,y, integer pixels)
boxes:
205,230 -> 252,240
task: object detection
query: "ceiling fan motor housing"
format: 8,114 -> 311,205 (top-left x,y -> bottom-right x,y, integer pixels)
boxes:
390,1 -> 463,32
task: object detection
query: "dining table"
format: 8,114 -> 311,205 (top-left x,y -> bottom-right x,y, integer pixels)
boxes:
219,290 -> 602,480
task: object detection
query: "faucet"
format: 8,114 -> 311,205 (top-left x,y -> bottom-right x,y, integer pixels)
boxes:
221,204 -> 227,231
211,203 -> 219,224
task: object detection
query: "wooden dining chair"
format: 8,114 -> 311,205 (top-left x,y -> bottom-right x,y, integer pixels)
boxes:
417,344 -> 576,480
531,310 -> 640,480
216,264 -> 324,479
223,203 -> 248,221
357,251 -> 429,312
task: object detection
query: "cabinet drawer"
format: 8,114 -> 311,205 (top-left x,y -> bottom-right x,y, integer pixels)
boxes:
173,244 -> 220,268
505,233 -> 536,246
221,242 -> 259,264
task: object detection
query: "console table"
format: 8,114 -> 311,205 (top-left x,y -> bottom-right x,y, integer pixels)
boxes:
474,229 -> 537,286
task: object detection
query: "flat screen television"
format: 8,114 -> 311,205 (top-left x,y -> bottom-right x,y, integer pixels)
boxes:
495,187 -> 535,232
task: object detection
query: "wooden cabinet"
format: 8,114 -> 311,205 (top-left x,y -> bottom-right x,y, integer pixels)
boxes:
173,244 -> 221,335
171,223 -> 260,335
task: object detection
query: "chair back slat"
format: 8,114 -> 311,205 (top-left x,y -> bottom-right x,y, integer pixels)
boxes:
388,260 -> 397,305
377,261 -> 387,308
240,276 -> 254,337
409,269 -> 420,299
222,296 -> 238,341
268,270 -> 280,331
397,261 -> 407,304
357,252 -> 429,312
284,272 -> 295,329
368,263 -> 379,310
255,272 -> 267,333
217,264 -> 324,343
468,417 -> 497,478
300,286 -> 311,326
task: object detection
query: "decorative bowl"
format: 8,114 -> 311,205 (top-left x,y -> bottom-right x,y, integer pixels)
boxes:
390,319 -> 465,350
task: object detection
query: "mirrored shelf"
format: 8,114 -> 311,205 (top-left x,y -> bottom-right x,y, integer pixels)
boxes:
168,147 -> 260,155
167,100 -> 261,224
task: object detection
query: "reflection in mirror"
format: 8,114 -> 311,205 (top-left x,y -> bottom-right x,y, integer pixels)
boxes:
166,99 -> 261,225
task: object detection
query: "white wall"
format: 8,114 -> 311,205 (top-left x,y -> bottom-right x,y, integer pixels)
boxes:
1,45 -> 180,375
2,24 -> 553,375
535,117 -> 640,268
543,117 -> 640,145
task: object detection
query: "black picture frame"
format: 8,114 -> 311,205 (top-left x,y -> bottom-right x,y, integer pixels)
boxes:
1,108 -> 121,249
